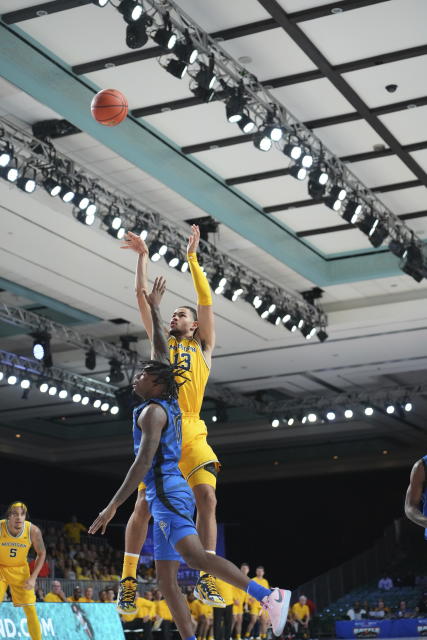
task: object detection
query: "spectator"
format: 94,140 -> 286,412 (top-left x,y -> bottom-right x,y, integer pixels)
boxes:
121,589 -> 154,640
45,580 -> 67,602
292,595 -> 311,636
362,601 -> 371,617
306,597 -> 316,617
369,600 -> 389,619
29,556 -> 50,577
153,590 -> 173,640
63,561 -> 76,580
64,516 -> 87,544
378,575 -> 394,591
80,586 -> 95,603
35,587 -> 45,602
106,588 -> 116,602
98,589 -> 108,603
417,592 -> 427,615
395,600 -> 413,619
212,578 -> 234,640
67,585 -> 83,603
347,602 -> 366,621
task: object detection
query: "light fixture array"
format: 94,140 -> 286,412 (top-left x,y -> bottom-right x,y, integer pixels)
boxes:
0,349 -> 119,414
0,119 -> 326,339
93,0 -> 427,282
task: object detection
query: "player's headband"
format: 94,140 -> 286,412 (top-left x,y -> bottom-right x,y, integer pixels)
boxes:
8,502 -> 27,513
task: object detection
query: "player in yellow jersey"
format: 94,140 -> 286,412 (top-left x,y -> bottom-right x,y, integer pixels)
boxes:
245,567 -> 270,640
0,502 -> 46,640
117,225 -> 222,612
232,564 -> 250,640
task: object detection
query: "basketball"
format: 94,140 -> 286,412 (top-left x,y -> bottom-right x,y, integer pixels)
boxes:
90,88 -> 128,126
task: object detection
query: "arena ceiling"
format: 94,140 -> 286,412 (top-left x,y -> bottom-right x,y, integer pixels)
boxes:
0,0 -> 427,483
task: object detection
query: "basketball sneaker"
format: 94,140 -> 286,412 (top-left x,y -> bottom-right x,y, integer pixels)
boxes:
261,588 -> 291,637
116,576 -> 138,614
194,574 -> 226,607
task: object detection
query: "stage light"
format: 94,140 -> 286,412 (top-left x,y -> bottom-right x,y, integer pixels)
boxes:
7,374 -> 17,385
81,396 -> 89,405
364,406 -> 373,416
0,143 -> 12,167
32,332 -> 52,367
39,382 -> 49,393
92,0 -> 109,6
386,404 -> 394,414
58,389 -> 68,399
118,0 -> 143,23
111,405 -> 119,415
401,243 -> 424,282
93,399 -> 102,409
17,170 -> 37,194
289,165 -> 307,181
75,192 -> 89,210
325,185 -> 347,211
101,402 -> 110,412
271,418 -> 280,428
48,385 -> 57,396
389,240 -> 408,259
130,221 -> 148,240
60,182 -> 75,203
1,162 -> 18,182
257,299 -> 276,319
357,210 -> 378,235
211,271 -> 227,295
103,212 -> 122,231
284,318 -> 297,332
301,416 -> 307,424
165,59 -> 188,79
283,141 -> 302,161
342,199 -> 362,224
126,13 -> 150,48
20,379 -> 31,389
326,411 -> 336,421
301,324 -> 316,340
308,166 -> 329,200
317,329 -> 328,343
344,409 -> 353,419
226,91 -> 244,123
85,348 -> 96,370
43,176 -> 61,197
368,220 -> 388,248
282,313 -> 291,324
0,372 -> 3,382
109,358 -> 124,383
72,393 -> 82,403
238,114 -> 255,134
287,418 -> 295,426
149,239 -> 168,262
194,64 -> 216,91
223,278 -> 243,302
253,131 -> 272,152
175,33 -> 198,64
76,209 -> 95,226
153,27 -> 177,51
307,413 -> 317,423
263,123 -> 283,142
301,150 -> 313,169
404,402 -> 412,412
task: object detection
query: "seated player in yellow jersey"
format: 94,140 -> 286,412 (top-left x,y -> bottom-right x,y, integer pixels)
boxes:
118,224 -> 222,612
0,502 -> 46,640
245,566 -> 270,640
232,563 -> 250,640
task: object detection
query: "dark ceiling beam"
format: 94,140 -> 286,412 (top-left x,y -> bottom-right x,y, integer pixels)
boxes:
297,210 -> 427,238
263,180 -> 422,214
180,97 -> 427,155
257,0 -> 427,191
227,140 -> 427,185
1,0 -> 91,23
130,45 -> 427,118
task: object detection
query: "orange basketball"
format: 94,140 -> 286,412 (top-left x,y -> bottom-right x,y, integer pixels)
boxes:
91,89 -> 128,126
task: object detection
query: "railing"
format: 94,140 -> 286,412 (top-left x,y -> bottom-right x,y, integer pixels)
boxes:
35,578 -> 157,598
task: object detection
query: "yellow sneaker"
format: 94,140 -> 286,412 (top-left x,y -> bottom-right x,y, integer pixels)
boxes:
194,574 -> 226,608
116,576 -> 138,614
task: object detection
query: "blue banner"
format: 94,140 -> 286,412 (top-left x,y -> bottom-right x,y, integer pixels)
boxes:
336,618 -> 427,638
0,603 -> 124,639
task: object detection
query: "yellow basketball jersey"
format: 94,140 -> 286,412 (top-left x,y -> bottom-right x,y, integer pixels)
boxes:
168,336 -> 209,415
0,520 -> 32,567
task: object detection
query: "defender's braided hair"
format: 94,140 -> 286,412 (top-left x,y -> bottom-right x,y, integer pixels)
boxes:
140,359 -> 190,399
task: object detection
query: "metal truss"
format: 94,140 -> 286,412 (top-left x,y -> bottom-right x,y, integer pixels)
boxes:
0,303 -> 136,366
0,118 -> 325,328
0,349 -> 117,399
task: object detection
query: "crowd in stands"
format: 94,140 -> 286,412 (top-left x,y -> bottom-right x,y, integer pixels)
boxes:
345,591 -> 427,620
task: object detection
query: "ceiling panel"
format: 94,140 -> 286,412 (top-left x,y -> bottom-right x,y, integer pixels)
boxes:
377,186 -> 427,215
349,155 -> 415,189
192,141 -> 286,178
271,77 -> 353,122
301,0 -> 427,65
278,0 -> 338,11
312,120 -> 384,156
379,106 -> 427,145
170,0 -> 270,31
307,229 -> 379,254
410,149 -> 427,173
272,203 -> 344,233
236,173 -> 308,208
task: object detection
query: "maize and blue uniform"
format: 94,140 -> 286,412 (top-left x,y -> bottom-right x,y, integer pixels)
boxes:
133,397 -> 197,562
423,455 -> 427,540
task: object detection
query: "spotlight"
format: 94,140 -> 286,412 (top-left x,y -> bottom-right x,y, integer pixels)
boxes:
253,131 -> 272,152
86,202 -> 97,218
307,413 -> 317,423
271,418 -> 280,428
72,393 -> 82,403
130,221 -> 148,240
0,372 -> 3,381
85,348 -> 96,370
301,416 -> 307,424
60,182 -> 75,203
344,409 -> 353,419
282,313 -> 291,324
283,140 -> 302,161
126,13 -> 150,48
39,382 -> 49,393
389,239 -> 408,259
404,402 -> 412,412
301,150 -> 313,168
0,143 -> 12,167
75,192 -> 90,210
194,64 -> 216,91
284,317 -> 297,332
301,324 -> 316,340
386,404 -> 395,414
153,27 -> 177,51
317,329 -> 328,342
93,0 -> 109,5
58,389 -> 68,399
164,248 -> 179,268
211,271 -> 227,295
325,185 -> 347,211
175,33 -> 198,64
226,91 -> 245,124
287,418 -> 295,426
308,165 -> 329,200
48,385 -> 57,396
103,211 -> 122,231
165,58 -> 188,79
257,299 -> 276,320
109,358 -> 124,383
81,396 -> 90,405
43,176 -> 61,197
263,123 -> 283,142
289,164 -> 307,180
223,278 -> 243,302
16,168 -> 36,193
1,161 -> 18,182
32,332 -> 52,367
364,406 -> 374,416
368,220 -> 388,248
326,411 -> 336,421
357,210 -> 378,235
149,239 -> 168,262
110,405 -> 120,415
20,379 -> 31,389
342,199 -> 362,224
76,209 -> 95,226
7,374 -> 17,385
101,402 -> 110,412
212,415 -> 217,422
238,114 -> 256,134
93,399 -> 102,409
118,0 -> 143,24
401,243 -> 424,282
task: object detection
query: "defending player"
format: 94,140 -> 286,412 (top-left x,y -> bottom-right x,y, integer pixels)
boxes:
0,502 -> 45,640
89,279 -> 291,640
118,225 -> 221,611
405,456 -> 427,536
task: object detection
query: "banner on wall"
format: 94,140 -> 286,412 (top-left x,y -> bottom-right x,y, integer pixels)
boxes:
336,618 -> 427,639
0,603 -> 124,639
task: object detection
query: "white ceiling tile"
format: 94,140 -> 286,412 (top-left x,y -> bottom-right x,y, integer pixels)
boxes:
271,78 -> 353,122
236,173 -> 308,208
313,120 -> 384,156
307,228 -> 373,253
411,149 -> 427,174
349,156 -> 415,189
272,203 -> 343,233
171,0 -> 270,31
192,142 -> 286,178
301,0 -> 427,65
379,106 -> 427,145
278,0 -> 338,11
377,186 -> 427,214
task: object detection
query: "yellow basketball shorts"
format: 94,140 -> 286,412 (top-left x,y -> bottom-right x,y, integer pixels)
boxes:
0,565 -> 36,606
138,415 -> 219,492
233,604 -> 244,615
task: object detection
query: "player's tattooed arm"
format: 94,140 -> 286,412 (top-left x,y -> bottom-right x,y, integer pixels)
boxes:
404,459 -> 427,528
25,525 -> 46,590
89,404 -> 167,535
144,276 -> 169,363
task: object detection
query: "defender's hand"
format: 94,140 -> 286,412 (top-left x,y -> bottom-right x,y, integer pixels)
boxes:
120,231 -> 148,255
143,276 -> 166,308
88,503 -> 117,535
